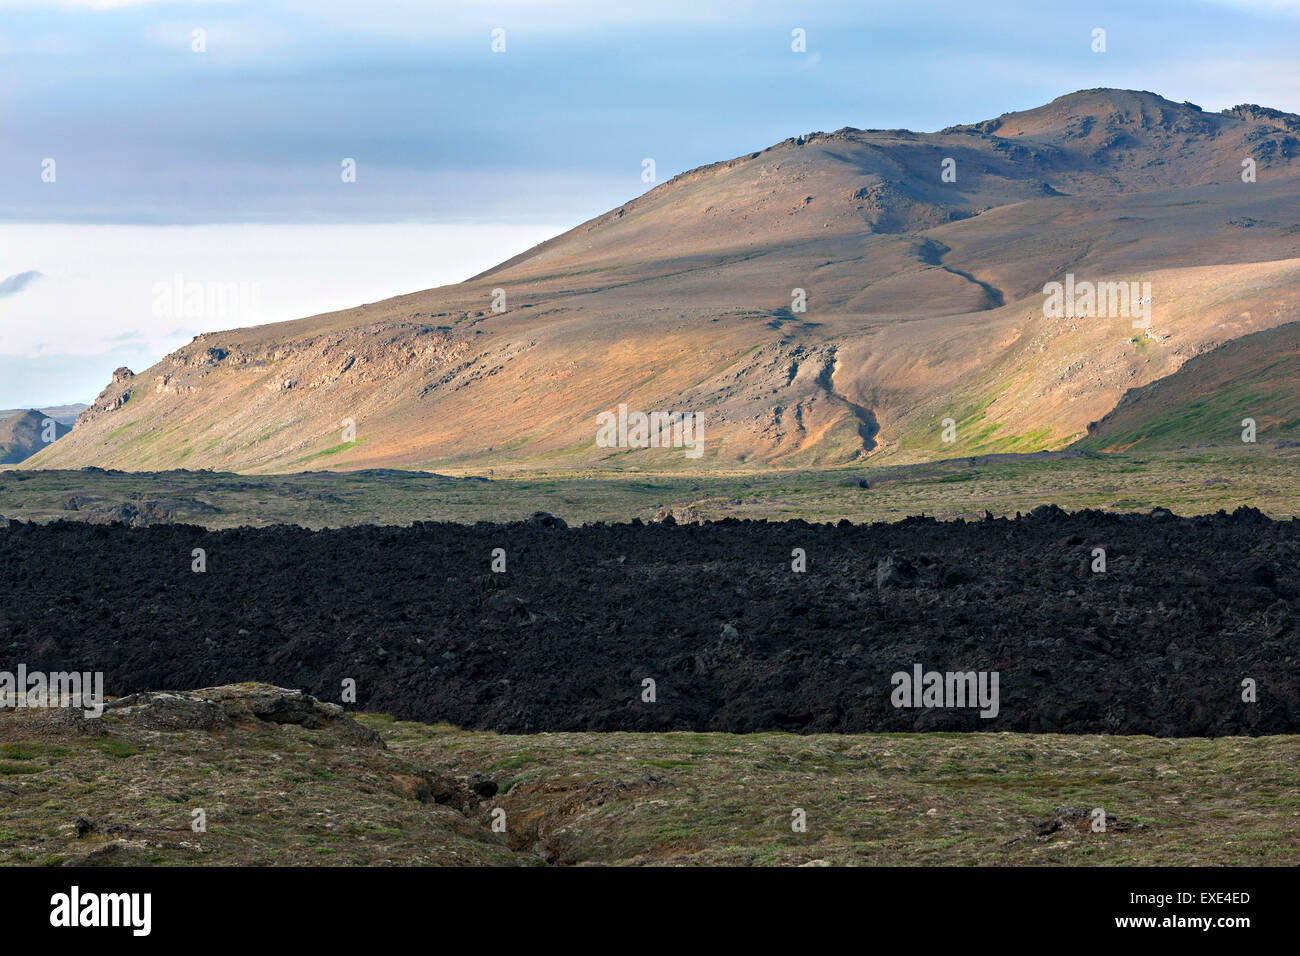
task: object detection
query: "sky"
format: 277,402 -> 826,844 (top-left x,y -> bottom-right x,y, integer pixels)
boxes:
1,0 -> 1298,406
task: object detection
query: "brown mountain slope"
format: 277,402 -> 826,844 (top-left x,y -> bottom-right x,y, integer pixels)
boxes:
27,89 -> 1300,474
0,409 -> 72,464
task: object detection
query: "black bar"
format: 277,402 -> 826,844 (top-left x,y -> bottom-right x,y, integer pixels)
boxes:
2,865 -> 1281,942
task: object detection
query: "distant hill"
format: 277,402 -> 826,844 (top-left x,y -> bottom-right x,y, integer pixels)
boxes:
0,404 -> 87,427
24,88 -> 1300,473
0,409 -> 73,464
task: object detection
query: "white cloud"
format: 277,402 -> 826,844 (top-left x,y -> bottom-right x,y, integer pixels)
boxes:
0,221 -> 562,404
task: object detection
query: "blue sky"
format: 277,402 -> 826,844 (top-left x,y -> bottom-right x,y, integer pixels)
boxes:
1,0 -> 1298,407
3,0 -> 1298,226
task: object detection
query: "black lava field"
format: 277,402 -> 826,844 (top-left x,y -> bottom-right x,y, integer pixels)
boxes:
2,508 -> 1297,736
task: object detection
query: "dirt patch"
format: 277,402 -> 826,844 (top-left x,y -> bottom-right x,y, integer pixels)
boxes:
0,509 -> 1296,735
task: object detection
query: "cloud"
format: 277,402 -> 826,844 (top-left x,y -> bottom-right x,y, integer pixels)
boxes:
0,270 -> 45,298
0,221 -> 563,407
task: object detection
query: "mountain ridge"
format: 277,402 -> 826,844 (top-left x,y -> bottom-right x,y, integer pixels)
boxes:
27,88 -> 1300,474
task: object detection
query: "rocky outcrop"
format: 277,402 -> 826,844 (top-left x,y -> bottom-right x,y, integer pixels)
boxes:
1221,103 -> 1300,131
76,369 -> 135,428
102,682 -> 383,747
653,503 -> 704,524
99,497 -> 220,527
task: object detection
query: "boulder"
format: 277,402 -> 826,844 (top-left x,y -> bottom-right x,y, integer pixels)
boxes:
876,554 -> 918,589
525,511 -> 567,529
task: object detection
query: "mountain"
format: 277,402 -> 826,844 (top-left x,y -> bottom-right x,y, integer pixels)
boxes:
0,409 -> 73,464
0,404 -> 88,427
25,89 -> 1300,473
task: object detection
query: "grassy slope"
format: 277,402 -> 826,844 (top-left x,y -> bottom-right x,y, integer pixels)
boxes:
2,707 -> 1296,866
1076,322 -> 1300,452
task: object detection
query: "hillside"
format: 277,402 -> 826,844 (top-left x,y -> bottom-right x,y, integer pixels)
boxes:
0,410 -> 72,465
25,89 -> 1300,474
1077,321 -> 1300,452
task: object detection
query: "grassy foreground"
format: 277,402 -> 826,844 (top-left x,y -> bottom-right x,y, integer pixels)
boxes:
1,698 -> 1296,866
3,445 -> 1300,528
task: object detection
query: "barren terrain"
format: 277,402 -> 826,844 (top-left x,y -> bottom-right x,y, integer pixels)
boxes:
24,90 -> 1300,474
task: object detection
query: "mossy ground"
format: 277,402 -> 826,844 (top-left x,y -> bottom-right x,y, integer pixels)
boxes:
4,446 -> 1300,528
1,707 -> 1295,866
